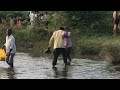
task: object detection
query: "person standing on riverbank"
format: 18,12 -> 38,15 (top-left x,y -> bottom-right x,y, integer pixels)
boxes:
29,11 -> 36,27
48,27 -> 68,68
113,11 -> 120,36
16,18 -> 22,29
2,29 -> 16,67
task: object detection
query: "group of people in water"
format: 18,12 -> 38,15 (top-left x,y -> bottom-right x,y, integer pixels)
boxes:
1,26 -> 72,68
1,11 -> 119,68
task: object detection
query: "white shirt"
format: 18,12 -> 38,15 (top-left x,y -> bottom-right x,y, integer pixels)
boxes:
29,13 -> 35,21
41,16 -> 44,20
5,35 -> 16,54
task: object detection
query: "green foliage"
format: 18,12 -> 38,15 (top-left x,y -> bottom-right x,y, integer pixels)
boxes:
0,11 -> 114,35
100,37 -> 120,64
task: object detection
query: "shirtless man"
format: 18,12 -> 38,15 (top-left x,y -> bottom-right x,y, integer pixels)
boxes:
113,11 -> 119,36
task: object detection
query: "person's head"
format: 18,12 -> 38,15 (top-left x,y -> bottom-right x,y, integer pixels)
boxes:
59,27 -> 64,30
6,29 -> 12,36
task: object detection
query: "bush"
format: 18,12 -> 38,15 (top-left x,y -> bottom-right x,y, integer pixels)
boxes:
100,38 -> 120,65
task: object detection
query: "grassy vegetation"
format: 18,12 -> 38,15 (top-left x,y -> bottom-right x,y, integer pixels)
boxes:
100,37 -> 120,65
1,24 -> 120,65
27,35 -> 120,65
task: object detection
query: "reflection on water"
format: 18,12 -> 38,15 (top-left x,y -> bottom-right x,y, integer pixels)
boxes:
0,67 -> 15,79
5,67 -> 16,79
1,53 -> 120,79
52,67 -> 68,79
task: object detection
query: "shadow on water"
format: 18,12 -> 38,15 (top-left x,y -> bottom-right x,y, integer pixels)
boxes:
52,67 -> 68,79
0,67 -> 16,79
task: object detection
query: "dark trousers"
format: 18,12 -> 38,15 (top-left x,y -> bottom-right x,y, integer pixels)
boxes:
52,48 -> 67,66
6,53 -> 15,66
66,47 -> 72,61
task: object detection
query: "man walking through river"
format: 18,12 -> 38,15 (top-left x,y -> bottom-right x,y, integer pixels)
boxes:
2,29 -> 16,67
48,27 -> 68,68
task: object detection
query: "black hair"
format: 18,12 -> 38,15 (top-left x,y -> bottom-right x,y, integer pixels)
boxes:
59,27 -> 64,30
7,29 -> 12,35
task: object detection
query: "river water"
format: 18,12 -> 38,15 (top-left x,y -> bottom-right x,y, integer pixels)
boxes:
0,53 -> 120,79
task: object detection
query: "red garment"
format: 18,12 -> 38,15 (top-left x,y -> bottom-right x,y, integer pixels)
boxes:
113,18 -> 119,26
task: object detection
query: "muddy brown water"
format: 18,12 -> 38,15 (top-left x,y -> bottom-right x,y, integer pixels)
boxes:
0,53 -> 120,79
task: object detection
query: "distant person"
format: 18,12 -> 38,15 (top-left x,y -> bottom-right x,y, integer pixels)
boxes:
29,11 -> 35,27
2,29 -> 16,67
40,14 -> 44,22
63,31 -> 72,65
44,12 -> 49,28
10,17 -> 14,27
113,11 -> 119,36
16,18 -> 22,29
48,27 -> 68,68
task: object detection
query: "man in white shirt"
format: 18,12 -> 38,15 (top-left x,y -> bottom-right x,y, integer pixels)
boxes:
29,11 -> 35,27
2,29 -> 16,67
